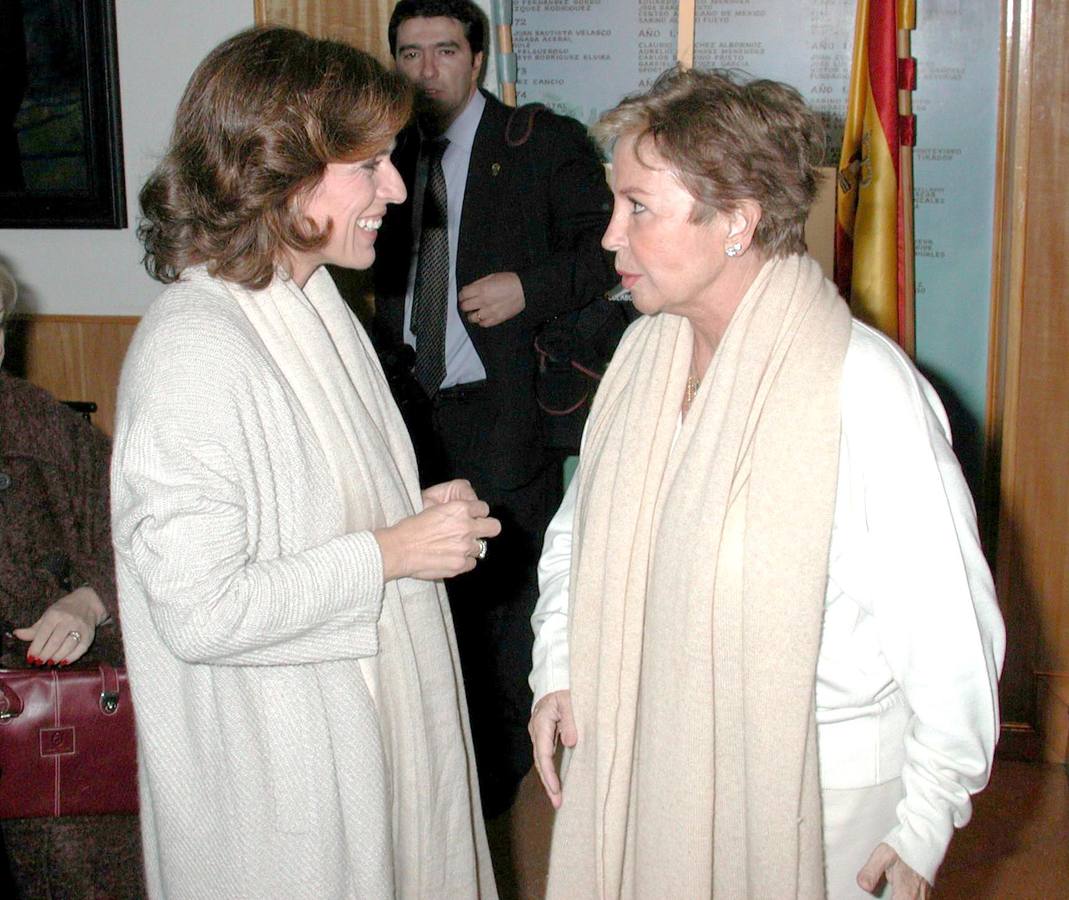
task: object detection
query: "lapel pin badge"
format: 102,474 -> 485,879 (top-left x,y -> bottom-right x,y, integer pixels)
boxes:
491,162 -> 501,177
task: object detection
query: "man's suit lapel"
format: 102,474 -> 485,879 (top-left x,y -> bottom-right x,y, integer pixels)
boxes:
381,96 -> 509,347
457,93 -> 508,290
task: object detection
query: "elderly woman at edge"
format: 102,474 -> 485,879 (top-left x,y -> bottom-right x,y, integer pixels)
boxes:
528,67 -> 1004,899
1,263 -> 144,897
111,28 -> 498,898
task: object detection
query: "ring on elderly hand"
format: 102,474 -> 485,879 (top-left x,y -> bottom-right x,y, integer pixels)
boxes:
475,538 -> 488,560
66,630 -> 82,644
472,311 -> 481,323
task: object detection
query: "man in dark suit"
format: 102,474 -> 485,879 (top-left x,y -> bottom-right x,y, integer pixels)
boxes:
373,0 -> 616,819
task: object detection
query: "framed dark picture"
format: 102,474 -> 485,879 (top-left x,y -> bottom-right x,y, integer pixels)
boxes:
0,0 -> 126,228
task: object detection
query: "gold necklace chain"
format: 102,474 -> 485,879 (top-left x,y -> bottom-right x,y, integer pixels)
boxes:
684,374 -> 702,407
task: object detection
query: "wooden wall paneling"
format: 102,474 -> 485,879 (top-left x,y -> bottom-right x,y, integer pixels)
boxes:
988,0 -> 1035,753
1018,0 -> 1069,762
988,0 -> 1069,763
254,0 -> 393,60
6,315 -> 139,437
78,317 -> 141,435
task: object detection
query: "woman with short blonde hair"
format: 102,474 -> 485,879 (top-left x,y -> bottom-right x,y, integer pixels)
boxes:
529,67 -> 1003,900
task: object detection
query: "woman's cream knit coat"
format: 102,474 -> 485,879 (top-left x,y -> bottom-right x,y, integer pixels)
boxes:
111,268 -> 494,899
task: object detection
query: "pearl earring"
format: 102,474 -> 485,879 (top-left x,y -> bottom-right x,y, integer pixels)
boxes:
725,242 -> 743,257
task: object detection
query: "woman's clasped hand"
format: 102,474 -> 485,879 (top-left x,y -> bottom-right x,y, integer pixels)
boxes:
375,479 -> 501,582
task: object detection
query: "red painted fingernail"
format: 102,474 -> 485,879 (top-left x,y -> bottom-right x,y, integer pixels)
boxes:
45,659 -> 55,666
59,659 -> 69,667
27,656 -> 37,665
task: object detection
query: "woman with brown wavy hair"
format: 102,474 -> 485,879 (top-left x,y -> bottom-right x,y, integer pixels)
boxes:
112,27 -> 498,898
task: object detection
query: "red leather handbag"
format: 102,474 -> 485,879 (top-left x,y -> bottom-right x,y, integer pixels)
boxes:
0,663 -> 138,818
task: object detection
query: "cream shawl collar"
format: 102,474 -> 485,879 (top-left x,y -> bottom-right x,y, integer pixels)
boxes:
226,266 -> 495,898
548,254 -> 852,899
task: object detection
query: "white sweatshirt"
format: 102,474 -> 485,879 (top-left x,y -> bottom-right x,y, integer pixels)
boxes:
529,320 -> 1005,884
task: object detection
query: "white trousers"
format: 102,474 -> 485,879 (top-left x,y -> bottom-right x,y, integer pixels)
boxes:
822,778 -> 905,900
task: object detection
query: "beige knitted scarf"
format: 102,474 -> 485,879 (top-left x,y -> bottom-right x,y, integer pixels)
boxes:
547,254 -> 852,899
232,267 -> 495,898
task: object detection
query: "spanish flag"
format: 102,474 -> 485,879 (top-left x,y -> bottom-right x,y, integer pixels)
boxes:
835,0 -> 916,352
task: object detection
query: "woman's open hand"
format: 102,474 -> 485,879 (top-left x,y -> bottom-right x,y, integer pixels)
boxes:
13,586 -> 108,666
857,843 -> 931,899
529,689 -> 578,809
375,496 -> 501,582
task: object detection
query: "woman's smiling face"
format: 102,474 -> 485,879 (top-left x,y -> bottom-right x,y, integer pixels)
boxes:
289,148 -> 406,286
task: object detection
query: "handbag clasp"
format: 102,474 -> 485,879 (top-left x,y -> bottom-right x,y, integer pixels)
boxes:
97,663 -> 121,715
0,679 -> 24,721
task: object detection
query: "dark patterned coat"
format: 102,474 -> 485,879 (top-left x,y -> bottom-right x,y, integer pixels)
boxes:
0,370 -> 144,899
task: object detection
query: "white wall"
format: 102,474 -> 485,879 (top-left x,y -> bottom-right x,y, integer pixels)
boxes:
0,1 -> 254,315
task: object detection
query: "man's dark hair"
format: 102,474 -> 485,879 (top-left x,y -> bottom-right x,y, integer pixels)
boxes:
388,0 -> 486,57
